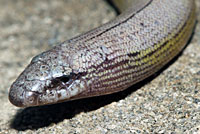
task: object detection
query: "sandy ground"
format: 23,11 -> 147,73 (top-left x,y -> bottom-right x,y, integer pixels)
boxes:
0,0 -> 200,133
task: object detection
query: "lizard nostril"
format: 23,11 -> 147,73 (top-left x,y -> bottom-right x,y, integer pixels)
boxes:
24,91 -> 39,106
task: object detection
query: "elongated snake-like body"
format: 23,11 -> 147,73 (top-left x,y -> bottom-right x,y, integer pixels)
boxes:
9,0 -> 196,107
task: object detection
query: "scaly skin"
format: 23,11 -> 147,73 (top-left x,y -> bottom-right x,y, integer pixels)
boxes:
9,0 -> 196,107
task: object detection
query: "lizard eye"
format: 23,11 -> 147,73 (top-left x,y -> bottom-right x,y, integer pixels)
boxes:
52,73 -> 77,85
49,72 -> 84,89
56,75 -> 70,83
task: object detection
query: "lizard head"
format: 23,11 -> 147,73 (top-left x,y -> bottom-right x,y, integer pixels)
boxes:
9,48 -> 88,107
